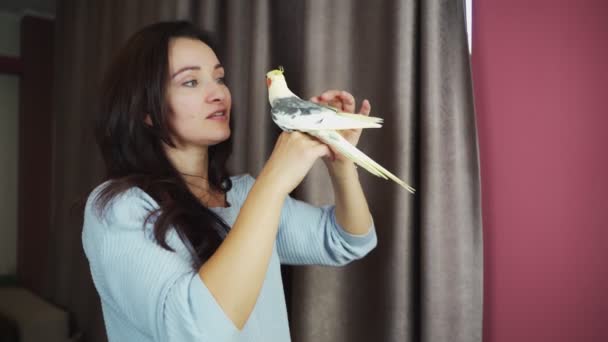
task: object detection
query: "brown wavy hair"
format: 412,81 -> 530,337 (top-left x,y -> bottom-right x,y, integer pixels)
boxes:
93,21 -> 233,269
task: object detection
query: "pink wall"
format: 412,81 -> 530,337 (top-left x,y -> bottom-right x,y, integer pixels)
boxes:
472,1 -> 608,341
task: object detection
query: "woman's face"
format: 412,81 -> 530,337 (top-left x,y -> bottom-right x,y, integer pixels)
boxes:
165,37 -> 231,149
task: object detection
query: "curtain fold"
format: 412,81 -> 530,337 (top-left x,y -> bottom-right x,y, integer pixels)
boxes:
47,1 -> 482,341
417,0 -> 483,340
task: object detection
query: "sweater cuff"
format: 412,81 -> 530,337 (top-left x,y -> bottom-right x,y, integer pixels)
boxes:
329,206 -> 377,248
189,274 -> 241,340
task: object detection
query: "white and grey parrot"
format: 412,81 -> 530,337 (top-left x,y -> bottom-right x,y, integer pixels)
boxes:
265,67 -> 415,193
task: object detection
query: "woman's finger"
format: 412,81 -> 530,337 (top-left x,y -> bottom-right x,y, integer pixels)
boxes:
326,144 -> 337,161
319,90 -> 343,101
309,142 -> 331,159
359,99 -> 371,116
338,91 -> 356,113
328,98 -> 344,111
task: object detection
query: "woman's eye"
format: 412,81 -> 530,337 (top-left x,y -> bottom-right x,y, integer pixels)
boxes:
216,77 -> 225,85
183,79 -> 198,87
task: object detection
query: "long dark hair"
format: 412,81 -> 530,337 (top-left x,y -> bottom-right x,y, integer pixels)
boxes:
93,21 -> 233,269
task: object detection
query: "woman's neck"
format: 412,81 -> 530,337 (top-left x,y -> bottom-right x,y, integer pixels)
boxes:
162,142 -> 228,207
163,143 -> 210,190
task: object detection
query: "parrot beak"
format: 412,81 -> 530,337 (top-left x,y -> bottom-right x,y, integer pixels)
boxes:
266,77 -> 272,88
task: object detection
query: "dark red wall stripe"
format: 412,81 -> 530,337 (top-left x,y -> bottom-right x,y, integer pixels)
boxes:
473,1 -> 608,341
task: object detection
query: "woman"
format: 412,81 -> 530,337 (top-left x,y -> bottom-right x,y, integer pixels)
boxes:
83,21 -> 377,341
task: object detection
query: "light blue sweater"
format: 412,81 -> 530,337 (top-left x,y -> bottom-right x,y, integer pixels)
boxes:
82,174 -> 377,341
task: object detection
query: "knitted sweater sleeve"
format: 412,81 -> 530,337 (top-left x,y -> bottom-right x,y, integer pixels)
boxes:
241,174 -> 377,266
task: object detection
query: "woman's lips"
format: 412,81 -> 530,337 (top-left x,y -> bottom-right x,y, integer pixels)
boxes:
206,110 -> 228,120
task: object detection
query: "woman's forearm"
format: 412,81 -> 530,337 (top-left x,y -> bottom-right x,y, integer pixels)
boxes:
198,129 -> 332,329
198,172 -> 286,330
326,161 -> 374,235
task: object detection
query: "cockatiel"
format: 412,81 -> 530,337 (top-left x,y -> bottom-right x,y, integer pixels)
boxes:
265,67 -> 415,193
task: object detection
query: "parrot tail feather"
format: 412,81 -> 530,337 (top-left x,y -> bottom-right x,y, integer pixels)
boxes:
317,132 -> 416,193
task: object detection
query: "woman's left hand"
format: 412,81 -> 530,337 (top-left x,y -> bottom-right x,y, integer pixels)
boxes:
310,90 -> 372,163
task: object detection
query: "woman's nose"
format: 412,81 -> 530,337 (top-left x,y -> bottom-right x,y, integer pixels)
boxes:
205,81 -> 226,103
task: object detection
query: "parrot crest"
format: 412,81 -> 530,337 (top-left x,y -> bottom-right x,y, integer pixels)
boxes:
266,66 -> 285,78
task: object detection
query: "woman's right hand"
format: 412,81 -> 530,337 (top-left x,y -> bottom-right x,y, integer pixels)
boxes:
259,131 -> 331,195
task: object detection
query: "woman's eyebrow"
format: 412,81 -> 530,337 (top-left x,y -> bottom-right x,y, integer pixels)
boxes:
171,66 -> 200,79
171,64 -> 223,79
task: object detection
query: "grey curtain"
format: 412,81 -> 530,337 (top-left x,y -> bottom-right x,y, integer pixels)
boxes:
46,1 -> 482,341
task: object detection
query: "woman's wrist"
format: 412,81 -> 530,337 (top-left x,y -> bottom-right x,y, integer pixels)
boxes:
325,159 -> 358,183
257,165 -> 292,198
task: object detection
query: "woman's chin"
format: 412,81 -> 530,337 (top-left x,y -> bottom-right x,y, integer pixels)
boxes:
207,131 -> 231,146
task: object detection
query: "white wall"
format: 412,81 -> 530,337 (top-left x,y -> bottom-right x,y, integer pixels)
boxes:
465,0 -> 472,53
0,10 -> 21,275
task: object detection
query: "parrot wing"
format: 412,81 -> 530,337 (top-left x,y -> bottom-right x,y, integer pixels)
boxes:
317,103 -> 384,125
308,130 -> 416,193
271,97 -> 383,131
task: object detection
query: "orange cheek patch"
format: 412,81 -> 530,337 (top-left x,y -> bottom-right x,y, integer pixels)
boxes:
266,78 -> 271,87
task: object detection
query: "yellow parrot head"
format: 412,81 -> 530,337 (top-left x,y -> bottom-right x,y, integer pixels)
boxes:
266,66 -> 285,88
